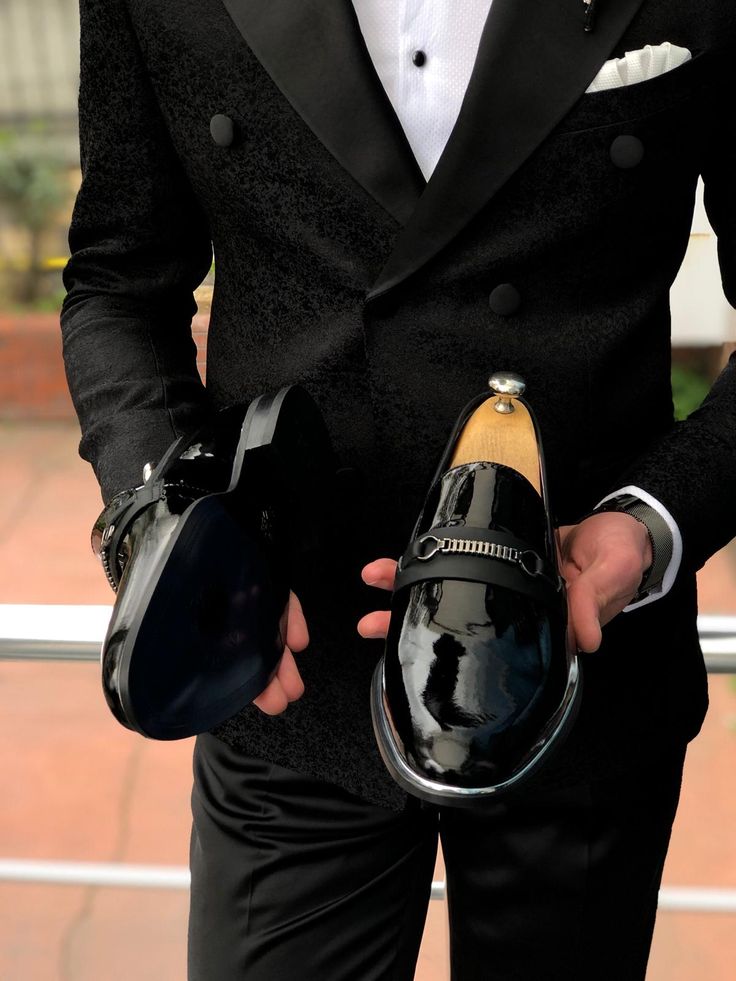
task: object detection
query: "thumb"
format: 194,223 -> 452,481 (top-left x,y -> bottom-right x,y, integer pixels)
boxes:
566,574 -> 603,653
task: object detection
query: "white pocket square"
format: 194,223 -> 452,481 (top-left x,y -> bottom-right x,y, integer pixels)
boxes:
585,41 -> 691,93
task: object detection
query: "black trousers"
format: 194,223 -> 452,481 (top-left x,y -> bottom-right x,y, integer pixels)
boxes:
188,731 -> 687,981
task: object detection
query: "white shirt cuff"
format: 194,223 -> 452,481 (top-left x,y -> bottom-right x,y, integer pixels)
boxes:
594,484 -> 683,612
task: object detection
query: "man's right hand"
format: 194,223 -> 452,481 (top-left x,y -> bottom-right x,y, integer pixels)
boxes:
253,591 -> 309,715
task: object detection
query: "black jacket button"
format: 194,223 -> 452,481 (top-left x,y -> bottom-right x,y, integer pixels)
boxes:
210,113 -> 235,147
412,50 -> 427,67
610,134 -> 644,169
489,283 -> 521,316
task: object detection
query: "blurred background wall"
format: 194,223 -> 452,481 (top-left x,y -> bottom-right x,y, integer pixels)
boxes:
0,0 -> 80,290
0,0 -> 80,146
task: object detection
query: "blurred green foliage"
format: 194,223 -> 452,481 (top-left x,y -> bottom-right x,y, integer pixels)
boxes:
1,286 -> 67,313
0,125 -> 68,304
671,362 -> 711,421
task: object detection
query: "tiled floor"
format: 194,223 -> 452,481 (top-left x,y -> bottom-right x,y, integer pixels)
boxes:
0,420 -> 734,980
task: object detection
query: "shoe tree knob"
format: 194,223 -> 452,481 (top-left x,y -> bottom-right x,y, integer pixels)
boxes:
450,370 -> 540,492
488,371 -> 526,414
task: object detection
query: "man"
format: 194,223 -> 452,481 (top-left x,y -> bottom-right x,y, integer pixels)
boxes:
61,0 -> 736,977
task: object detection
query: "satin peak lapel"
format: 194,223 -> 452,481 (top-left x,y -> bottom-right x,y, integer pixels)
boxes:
219,0 -> 425,226
367,0 -> 647,301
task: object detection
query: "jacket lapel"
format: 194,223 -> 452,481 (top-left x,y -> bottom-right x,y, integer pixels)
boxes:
219,0 -> 425,226
367,0 -> 647,300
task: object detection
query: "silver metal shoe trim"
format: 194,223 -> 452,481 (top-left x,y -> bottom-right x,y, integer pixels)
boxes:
414,535 -> 544,576
370,655 -> 581,806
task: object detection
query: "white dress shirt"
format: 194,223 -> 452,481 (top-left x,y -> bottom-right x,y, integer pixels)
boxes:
351,0 -> 683,609
351,0 -> 494,180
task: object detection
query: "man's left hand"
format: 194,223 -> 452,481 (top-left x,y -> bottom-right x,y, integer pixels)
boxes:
557,512 -> 652,653
357,513 -> 652,653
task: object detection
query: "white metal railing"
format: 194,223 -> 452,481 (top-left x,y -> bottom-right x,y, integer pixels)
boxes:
1,607 -> 735,671
1,605 -> 735,914
0,859 -> 734,914
0,604 -> 110,661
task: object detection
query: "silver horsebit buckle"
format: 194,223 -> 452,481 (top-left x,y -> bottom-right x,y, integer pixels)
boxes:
414,535 -> 545,577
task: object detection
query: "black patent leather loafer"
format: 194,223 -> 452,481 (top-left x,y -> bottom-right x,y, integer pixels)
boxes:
94,385 -> 336,739
370,372 -> 581,806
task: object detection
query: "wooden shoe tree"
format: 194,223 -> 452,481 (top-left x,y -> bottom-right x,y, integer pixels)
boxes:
449,391 -> 541,495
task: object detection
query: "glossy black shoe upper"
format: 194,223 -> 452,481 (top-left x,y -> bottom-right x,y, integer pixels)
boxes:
97,385 -> 336,740
371,386 -> 581,806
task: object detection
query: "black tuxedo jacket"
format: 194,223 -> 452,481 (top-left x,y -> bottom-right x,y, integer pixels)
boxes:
61,0 -> 736,808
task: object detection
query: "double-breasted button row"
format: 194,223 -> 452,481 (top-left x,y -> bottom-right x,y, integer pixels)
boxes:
486,138 -> 643,318
210,113 -> 236,147
489,283 -> 522,316
610,134 -> 644,169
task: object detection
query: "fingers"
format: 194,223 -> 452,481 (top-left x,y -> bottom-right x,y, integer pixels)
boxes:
357,609 -> 391,640
276,646 -> 305,700
286,590 -> 309,653
252,673 -> 289,715
356,559 -> 396,639
362,558 -> 398,591
254,589 -> 308,717
252,648 -> 305,715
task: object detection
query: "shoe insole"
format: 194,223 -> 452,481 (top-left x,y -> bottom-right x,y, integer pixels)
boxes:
449,396 -> 542,495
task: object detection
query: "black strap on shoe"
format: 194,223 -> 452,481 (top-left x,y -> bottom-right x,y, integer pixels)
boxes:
92,479 -> 218,592
394,525 -> 563,604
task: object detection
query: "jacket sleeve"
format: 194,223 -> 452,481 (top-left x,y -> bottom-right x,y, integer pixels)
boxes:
61,0 -> 215,505
596,39 -> 736,577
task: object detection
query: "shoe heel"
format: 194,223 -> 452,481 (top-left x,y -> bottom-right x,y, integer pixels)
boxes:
228,385 -> 337,558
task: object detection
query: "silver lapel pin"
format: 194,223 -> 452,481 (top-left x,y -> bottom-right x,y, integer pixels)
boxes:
583,0 -> 598,32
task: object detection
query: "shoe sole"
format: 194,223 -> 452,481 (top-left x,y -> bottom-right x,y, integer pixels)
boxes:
104,386 -> 332,739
